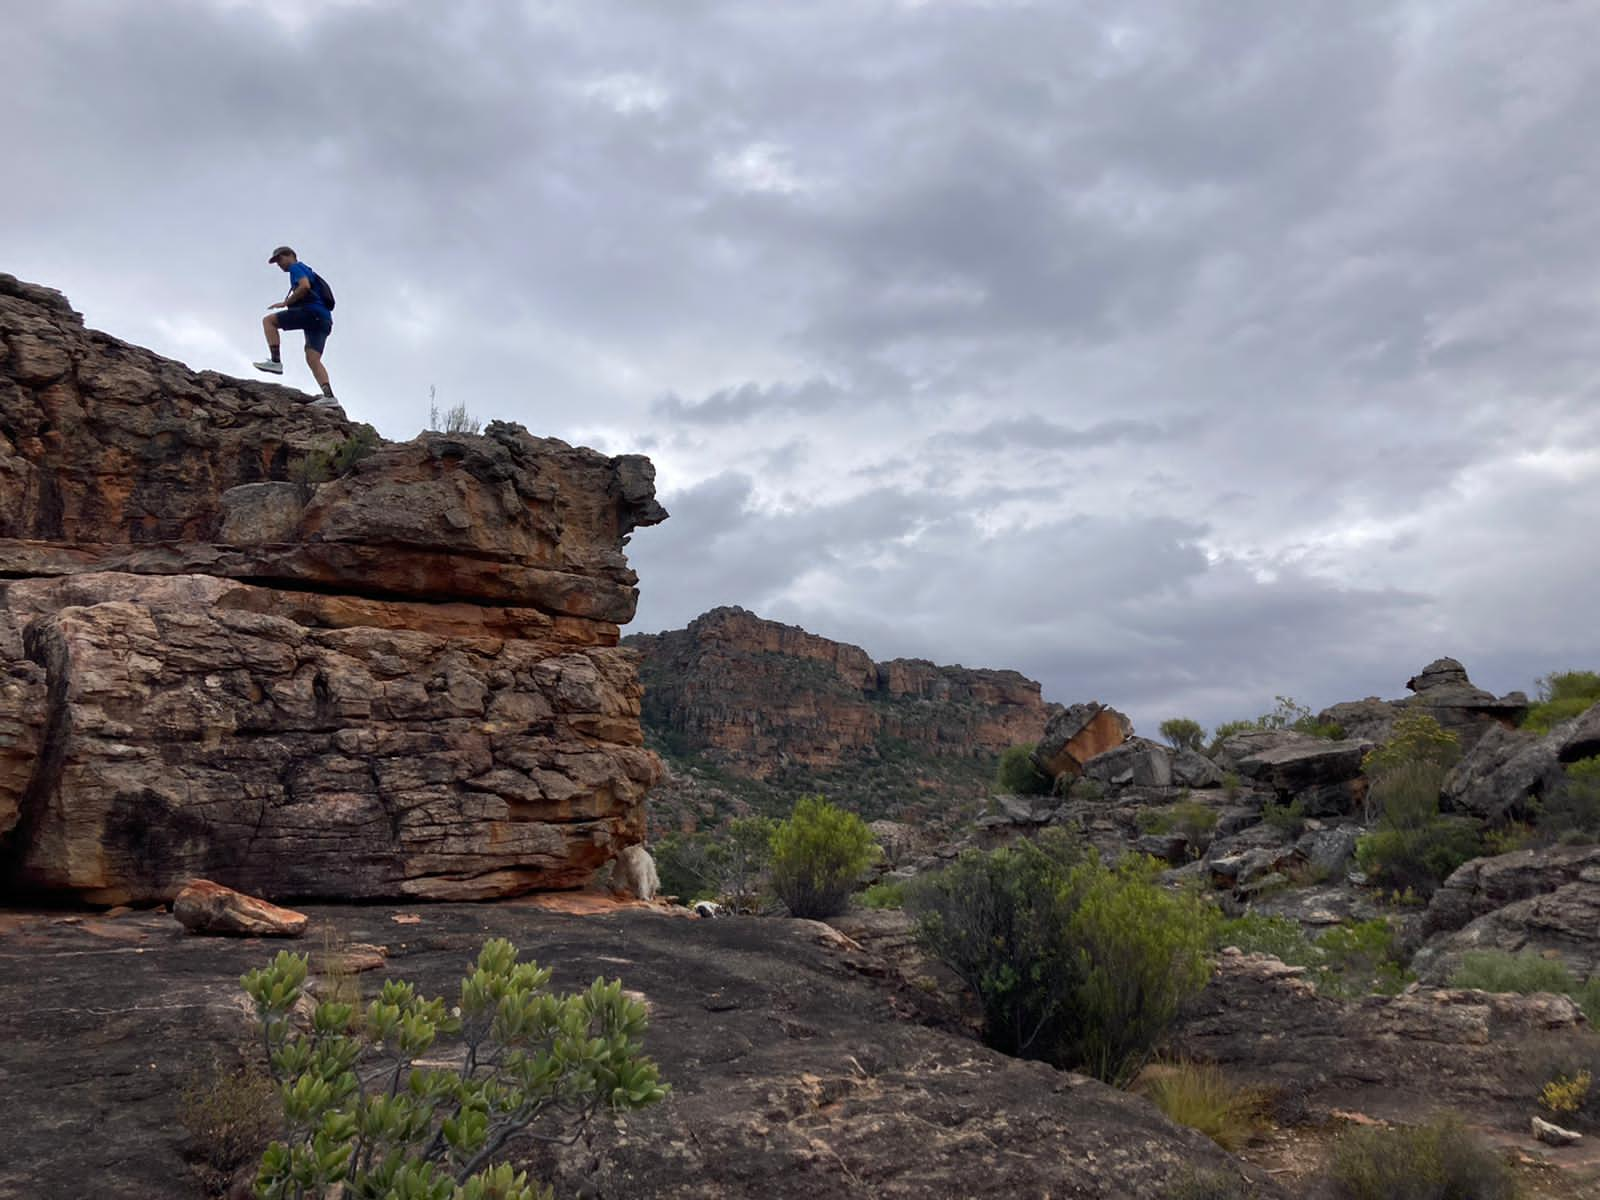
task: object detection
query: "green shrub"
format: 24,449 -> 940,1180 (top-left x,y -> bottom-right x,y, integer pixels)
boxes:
858,879 -> 906,909
1135,1061 -> 1267,1151
769,796 -> 878,918
907,830 -> 1215,1084
241,938 -> 666,1199
1138,801 -> 1219,857
1537,755 -> 1600,844
1524,1036 -> 1600,1132
1222,771 -> 1242,799
1523,670 -> 1600,735
1204,699 -> 1342,756
654,817 -> 775,910
1261,797 -> 1306,838
1450,950 -> 1577,996
1356,760 -> 1480,896
1160,718 -> 1207,754
1215,914 -> 1411,997
1324,1115 -> 1517,1200
1362,711 -> 1460,777
995,744 -> 1053,795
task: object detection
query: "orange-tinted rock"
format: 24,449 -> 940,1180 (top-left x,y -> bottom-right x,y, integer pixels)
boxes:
0,274 -> 665,903
1033,702 -> 1134,781
173,879 -> 308,936
629,607 -> 1058,783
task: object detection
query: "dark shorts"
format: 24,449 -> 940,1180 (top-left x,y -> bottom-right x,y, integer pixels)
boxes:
276,305 -> 332,354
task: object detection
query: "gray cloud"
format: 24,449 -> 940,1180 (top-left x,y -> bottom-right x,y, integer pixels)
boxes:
6,0 -> 1599,732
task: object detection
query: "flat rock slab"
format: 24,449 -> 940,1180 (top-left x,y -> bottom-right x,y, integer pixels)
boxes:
0,902 -> 1279,1200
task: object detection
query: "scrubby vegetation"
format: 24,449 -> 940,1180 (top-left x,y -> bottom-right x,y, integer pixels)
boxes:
291,424 -> 381,496
1204,696 -> 1343,755
1522,669 -> 1600,735
1160,1170 -> 1262,1200
1324,1115 -> 1518,1200
1356,715 -> 1477,897
241,938 -> 666,1199
1527,1036 -> 1600,1131
1536,755 -> 1600,845
1216,913 -> 1412,997
178,1056 -> 281,1191
1159,718 -> 1206,754
906,829 -> 1215,1084
995,743 -> 1053,795
1260,797 -> 1306,838
654,816 -> 775,910
769,796 -> 878,918
1134,1060 -> 1267,1151
857,879 -> 906,909
1137,800 -> 1219,857
1449,950 -> 1600,1023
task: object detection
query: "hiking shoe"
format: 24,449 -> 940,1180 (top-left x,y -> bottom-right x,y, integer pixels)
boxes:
252,360 -> 284,375
308,396 -> 343,411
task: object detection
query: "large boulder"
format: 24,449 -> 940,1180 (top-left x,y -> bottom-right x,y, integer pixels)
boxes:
1422,844 -> 1600,939
0,274 -> 666,903
1402,657 -> 1528,752
1440,722 -> 1565,823
1032,701 -> 1133,781
173,879 -> 307,936
1083,737 -> 1174,788
1413,871 -> 1600,985
1232,737 -> 1372,817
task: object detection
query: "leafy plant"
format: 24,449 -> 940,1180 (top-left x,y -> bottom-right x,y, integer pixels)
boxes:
1324,1115 -> 1517,1200
1541,1070 -> 1591,1116
1523,670 -> 1600,735
995,743 -> 1053,795
654,816 -> 775,911
1137,801 -> 1219,858
857,879 -> 906,909
1448,950 -> 1600,1023
769,796 -> 878,918
1261,798 -> 1306,838
1134,1060 -> 1267,1151
907,830 -> 1215,1084
241,938 -> 667,1199
1537,756 -> 1600,844
1356,760 -> 1480,897
291,425 -> 381,498
1215,914 -> 1411,997
1361,711 -> 1460,777
1159,718 -> 1207,754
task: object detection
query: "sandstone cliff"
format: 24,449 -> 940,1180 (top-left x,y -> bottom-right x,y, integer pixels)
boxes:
0,274 -> 666,903
626,606 -> 1059,826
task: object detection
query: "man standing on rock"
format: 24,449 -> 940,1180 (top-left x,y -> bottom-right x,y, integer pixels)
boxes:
254,246 -> 341,410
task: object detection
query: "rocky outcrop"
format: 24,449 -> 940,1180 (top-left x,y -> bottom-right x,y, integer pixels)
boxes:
1032,701 -> 1132,781
628,607 -> 1058,781
1169,949 -> 1590,1129
0,274 -> 666,903
1441,722 -> 1566,822
1414,870 -> 1600,984
1422,845 -> 1600,940
1316,657 -> 1527,755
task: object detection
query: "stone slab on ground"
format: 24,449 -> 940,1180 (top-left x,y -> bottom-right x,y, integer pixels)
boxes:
0,901 -> 1281,1200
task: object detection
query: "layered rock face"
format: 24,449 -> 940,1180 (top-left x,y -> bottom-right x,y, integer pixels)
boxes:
0,274 -> 666,903
627,606 -> 1058,778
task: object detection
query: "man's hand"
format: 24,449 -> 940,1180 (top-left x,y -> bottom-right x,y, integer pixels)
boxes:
268,300 -> 288,310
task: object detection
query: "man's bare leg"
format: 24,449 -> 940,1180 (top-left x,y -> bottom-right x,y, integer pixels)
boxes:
253,315 -> 284,374
305,348 -> 331,392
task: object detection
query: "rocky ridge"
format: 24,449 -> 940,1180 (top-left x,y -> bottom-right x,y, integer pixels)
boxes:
0,274 -> 666,903
627,606 -> 1062,827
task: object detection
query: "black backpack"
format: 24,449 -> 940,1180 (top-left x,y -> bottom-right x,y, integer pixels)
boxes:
311,270 -> 336,311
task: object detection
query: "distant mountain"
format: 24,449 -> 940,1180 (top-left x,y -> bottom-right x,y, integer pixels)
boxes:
624,606 -> 1061,829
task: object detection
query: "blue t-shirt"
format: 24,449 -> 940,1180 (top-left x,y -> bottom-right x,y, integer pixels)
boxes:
286,262 -> 330,317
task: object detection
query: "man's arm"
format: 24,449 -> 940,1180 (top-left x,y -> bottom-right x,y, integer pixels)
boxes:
269,277 -> 312,310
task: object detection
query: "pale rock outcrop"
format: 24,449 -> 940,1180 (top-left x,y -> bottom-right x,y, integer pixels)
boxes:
0,274 -> 666,903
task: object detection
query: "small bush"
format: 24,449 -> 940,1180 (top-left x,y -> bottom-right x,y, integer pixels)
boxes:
1261,798 -> 1306,838
1450,950 -> 1577,996
1361,710 -> 1460,777
907,830 -> 1215,1084
1523,670 -> 1600,735
995,744 -> 1053,795
654,817 -> 775,911
1357,760 -> 1480,897
1160,718 -> 1207,754
1537,756 -> 1600,844
1135,1061 -> 1267,1151
858,879 -> 906,909
769,796 -> 878,918
1221,770 -> 1242,799
1324,1115 -> 1517,1200
1138,801 -> 1219,857
1541,1069 -> 1591,1115
178,1056 -> 281,1187
1204,699 -> 1341,756
242,938 -> 667,1198
1216,914 -> 1410,997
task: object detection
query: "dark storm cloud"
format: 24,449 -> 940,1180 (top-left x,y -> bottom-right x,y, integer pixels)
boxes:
7,0 -> 1600,728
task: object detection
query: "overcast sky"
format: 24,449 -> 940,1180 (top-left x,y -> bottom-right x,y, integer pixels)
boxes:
6,1 -> 1598,734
